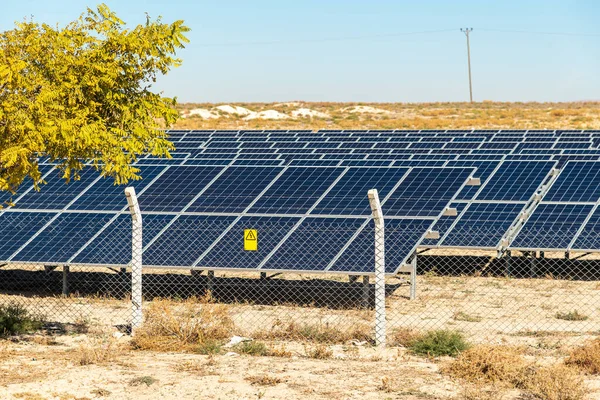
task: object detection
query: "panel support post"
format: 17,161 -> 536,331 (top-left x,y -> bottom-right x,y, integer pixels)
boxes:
368,189 -> 386,348
410,255 -> 417,301
207,270 -> 215,295
125,187 -> 143,334
361,275 -> 370,308
62,265 -> 69,296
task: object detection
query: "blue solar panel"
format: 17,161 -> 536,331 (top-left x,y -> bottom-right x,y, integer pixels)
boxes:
144,215 -> 238,266
383,168 -> 473,217
0,212 -> 57,261
12,213 -> 118,263
199,216 -> 301,269
543,162 -> 600,202
68,166 -> 166,211
570,207 -> 600,251
446,161 -> 499,200
73,214 -> 175,265
260,217 -> 367,272
186,166 -> 283,213
475,161 -> 555,201
247,167 -> 345,214
440,202 -> 525,248
510,203 -> 594,250
13,168 -> 100,210
329,219 -> 434,274
311,167 -> 409,216
138,166 -> 225,212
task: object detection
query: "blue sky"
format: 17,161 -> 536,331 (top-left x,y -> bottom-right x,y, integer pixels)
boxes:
2,1 -> 599,103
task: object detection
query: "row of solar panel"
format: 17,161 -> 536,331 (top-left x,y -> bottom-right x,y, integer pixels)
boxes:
5,166 -> 474,217
0,165 -> 478,275
427,162 -> 600,251
0,211 -> 432,274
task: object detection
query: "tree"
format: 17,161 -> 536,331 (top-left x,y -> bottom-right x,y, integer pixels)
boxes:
0,4 -> 190,194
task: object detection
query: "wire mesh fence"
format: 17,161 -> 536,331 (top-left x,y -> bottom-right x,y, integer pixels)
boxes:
2,207 -> 600,348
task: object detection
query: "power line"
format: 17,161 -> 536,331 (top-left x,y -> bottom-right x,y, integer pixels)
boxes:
478,28 -> 600,37
196,28 -> 457,47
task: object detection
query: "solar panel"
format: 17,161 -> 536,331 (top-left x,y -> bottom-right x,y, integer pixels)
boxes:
570,206 -> 600,251
328,219 -> 434,274
543,161 -> 600,202
382,168 -> 474,217
186,166 -> 284,213
475,161 -> 555,201
310,167 -> 409,216
439,202 -> 525,248
11,212 -> 118,263
13,169 -> 100,210
137,166 -> 225,212
247,167 -> 345,214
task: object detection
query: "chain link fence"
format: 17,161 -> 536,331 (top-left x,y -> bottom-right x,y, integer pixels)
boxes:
2,193 -> 600,348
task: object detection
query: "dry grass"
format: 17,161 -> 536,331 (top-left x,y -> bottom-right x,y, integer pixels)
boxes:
445,345 -> 528,385
75,336 -> 124,366
131,296 -> 233,352
521,365 -> 587,400
457,384 -> 502,400
255,320 -> 371,344
555,310 -> 588,321
446,345 -> 588,399
389,327 -> 421,347
173,102 -> 600,131
565,339 -> 600,374
305,344 -> 333,359
245,374 -> 283,386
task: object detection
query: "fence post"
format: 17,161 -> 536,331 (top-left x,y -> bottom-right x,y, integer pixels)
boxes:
368,189 -> 386,348
125,187 -> 143,334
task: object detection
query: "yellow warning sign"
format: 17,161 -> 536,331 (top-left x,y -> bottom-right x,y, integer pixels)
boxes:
244,229 -> 258,251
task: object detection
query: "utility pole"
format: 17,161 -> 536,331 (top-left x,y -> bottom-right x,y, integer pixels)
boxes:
460,28 -> 473,103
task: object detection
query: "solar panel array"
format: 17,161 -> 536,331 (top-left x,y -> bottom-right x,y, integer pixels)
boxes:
4,129 -> 600,276
0,164 -> 475,275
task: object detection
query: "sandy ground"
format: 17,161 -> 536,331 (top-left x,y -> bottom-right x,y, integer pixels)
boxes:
4,257 -> 600,398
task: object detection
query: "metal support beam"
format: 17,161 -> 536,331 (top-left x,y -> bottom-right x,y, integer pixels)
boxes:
207,270 -> 215,294
349,275 -> 359,284
530,251 -> 537,278
361,275 -> 370,308
260,272 -> 267,280
505,250 -> 512,277
62,265 -> 69,296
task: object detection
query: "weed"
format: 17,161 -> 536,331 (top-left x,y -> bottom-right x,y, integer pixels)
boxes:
521,365 -> 587,400
256,320 -> 371,344
75,337 -> 123,366
245,375 -> 282,386
193,339 -> 222,355
409,330 -> 469,357
129,376 -> 157,387
445,345 -> 528,385
377,376 -> 396,392
389,327 -> 421,347
0,302 -> 43,336
90,388 -> 111,397
306,344 -> 333,359
452,311 -> 482,323
457,384 -> 501,400
565,339 -> 600,374
132,297 -> 233,352
234,341 -> 268,356
555,310 -> 588,321
267,345 -> 292,358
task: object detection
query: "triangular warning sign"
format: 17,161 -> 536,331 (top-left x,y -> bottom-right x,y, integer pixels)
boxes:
245,230 -> 257,240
